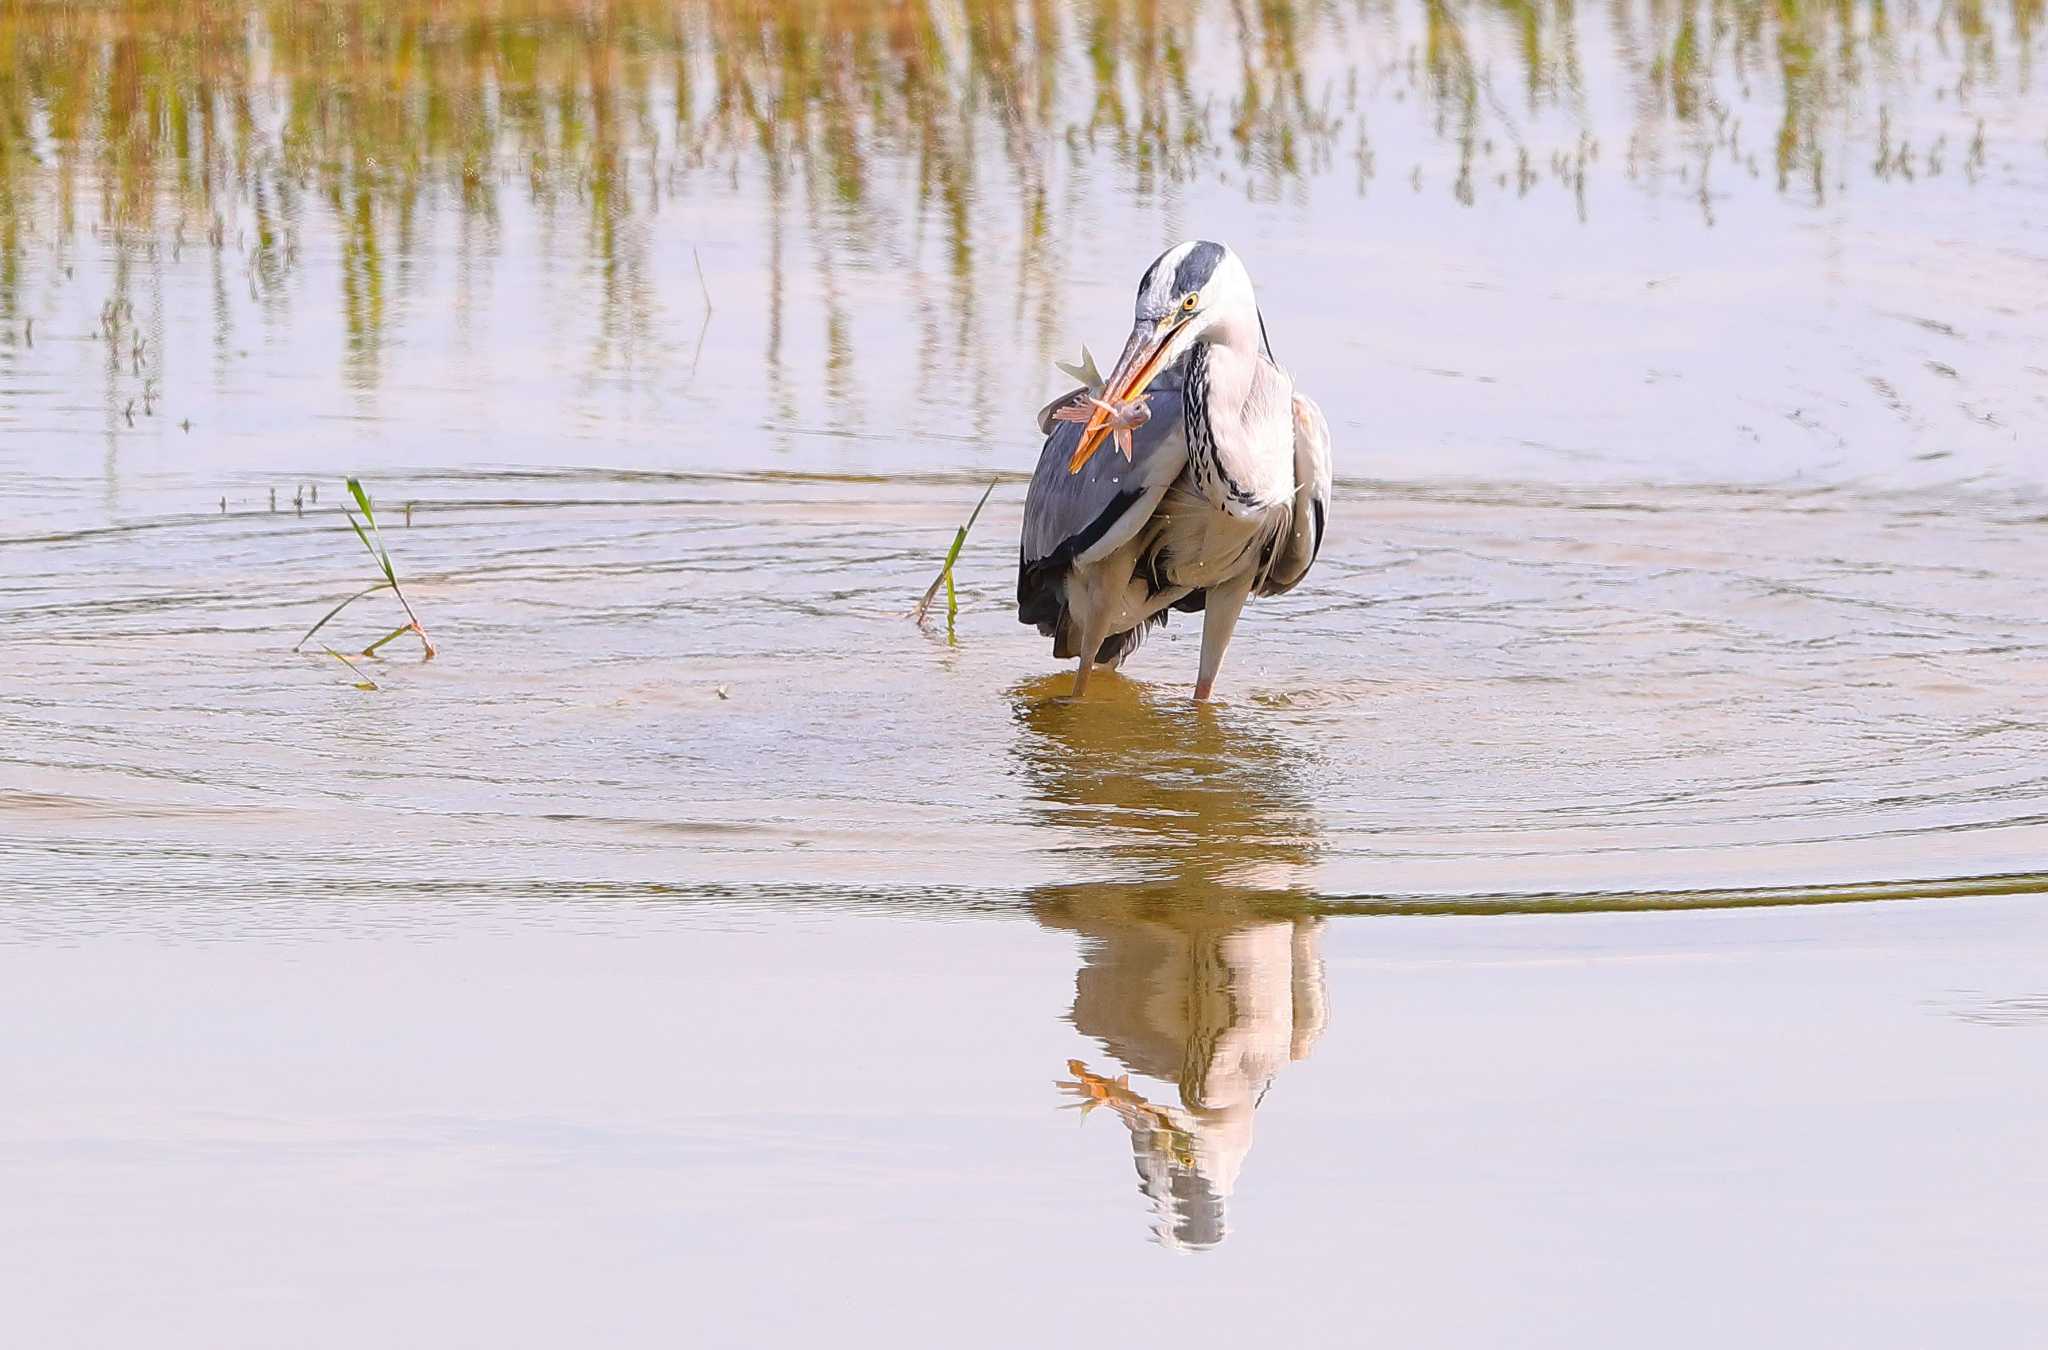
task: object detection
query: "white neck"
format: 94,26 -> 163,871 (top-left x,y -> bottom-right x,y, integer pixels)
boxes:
1190,342 -> 1295,515
1205,302 -> 1263,357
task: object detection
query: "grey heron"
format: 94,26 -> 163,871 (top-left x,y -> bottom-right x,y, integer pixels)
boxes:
1018,241 -> 1333,700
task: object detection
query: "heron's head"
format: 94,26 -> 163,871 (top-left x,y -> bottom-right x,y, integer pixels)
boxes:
1070,241 -> 1263,471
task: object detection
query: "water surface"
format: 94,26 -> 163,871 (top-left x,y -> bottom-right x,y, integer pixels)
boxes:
3,1 -> 2047,1338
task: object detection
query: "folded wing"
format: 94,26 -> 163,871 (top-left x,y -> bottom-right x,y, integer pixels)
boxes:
1017,382 -> 1190,634
1259,390 -> 1332,596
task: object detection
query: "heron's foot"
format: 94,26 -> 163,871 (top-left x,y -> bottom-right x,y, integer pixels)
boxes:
1066,653 -> 1099,700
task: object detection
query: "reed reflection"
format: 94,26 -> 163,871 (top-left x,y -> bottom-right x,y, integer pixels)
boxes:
0,0 -> 2030,410
1012,674 -> 1326,1250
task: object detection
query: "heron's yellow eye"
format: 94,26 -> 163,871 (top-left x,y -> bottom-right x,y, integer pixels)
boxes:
1182,292 -> 1200,311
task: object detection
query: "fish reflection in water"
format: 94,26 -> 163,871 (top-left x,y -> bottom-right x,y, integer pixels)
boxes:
1048,922 -> 1326,1251
1013,674 -> 1327,1250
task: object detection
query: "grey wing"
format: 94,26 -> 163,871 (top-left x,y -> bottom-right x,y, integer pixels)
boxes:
1017,386 -> 1188,631
1260,390 -> 1333,596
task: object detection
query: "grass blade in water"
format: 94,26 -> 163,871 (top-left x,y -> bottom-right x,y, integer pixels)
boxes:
300,479 -> 436,659
361,623 -> 416,657
912,479 -> 998,632
345,477 -> 397,582
294,581 -> 394,652
322,646 -> 379,691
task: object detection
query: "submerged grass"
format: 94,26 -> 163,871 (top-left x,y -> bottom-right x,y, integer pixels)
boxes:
912,479 -> 998,644
295,478 -> 437,661
321,645 -> 380,691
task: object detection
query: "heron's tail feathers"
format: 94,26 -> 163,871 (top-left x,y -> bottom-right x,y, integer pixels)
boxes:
1093,626 -> 1141,667
1061,611 -> 1168,667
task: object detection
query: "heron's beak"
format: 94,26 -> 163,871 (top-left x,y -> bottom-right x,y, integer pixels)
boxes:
1067,315 -> 1188,473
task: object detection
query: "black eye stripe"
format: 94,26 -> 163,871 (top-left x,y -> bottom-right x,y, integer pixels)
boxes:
1171,240 -> 1225,296
1139,241 -> 1226,313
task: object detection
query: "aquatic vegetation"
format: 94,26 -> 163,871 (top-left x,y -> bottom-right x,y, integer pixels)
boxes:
294,478 -> 437,661
911,479 -> 998,643
320,645 -> 380,692
0,0 -> 2033,414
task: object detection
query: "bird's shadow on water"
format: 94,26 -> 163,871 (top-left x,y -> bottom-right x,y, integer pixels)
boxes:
1007,674 -> 1330,1250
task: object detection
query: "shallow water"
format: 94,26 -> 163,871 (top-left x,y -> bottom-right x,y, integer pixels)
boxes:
3,0 -> 2048,1339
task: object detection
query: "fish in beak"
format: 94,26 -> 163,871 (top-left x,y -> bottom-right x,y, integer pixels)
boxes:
1060,315 -> 1188,473
1051,391 -> 1151,464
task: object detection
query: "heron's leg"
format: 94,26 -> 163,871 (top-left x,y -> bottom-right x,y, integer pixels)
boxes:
1193,575 -> 1253,701
1071,619 -> 1109,697
1069,611 -> 1112,698
1064,563 -> 1127,699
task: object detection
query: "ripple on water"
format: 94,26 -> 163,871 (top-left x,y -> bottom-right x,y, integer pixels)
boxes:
2,474 -> 2046,932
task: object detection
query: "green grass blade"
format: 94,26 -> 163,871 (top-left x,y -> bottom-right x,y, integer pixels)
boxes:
294,581 -> 393,651
944,558 -> 959,643
945,480 -> 997,571
345,509 -> 389,577
321,645 -> 379,691
361,622 -> 415,657
346,476 -> 377,531
911,479 -> 998,629
346,478 -> 397,580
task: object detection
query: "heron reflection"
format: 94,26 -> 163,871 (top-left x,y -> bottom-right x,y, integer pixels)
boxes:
1012,675 -> 1328,1250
